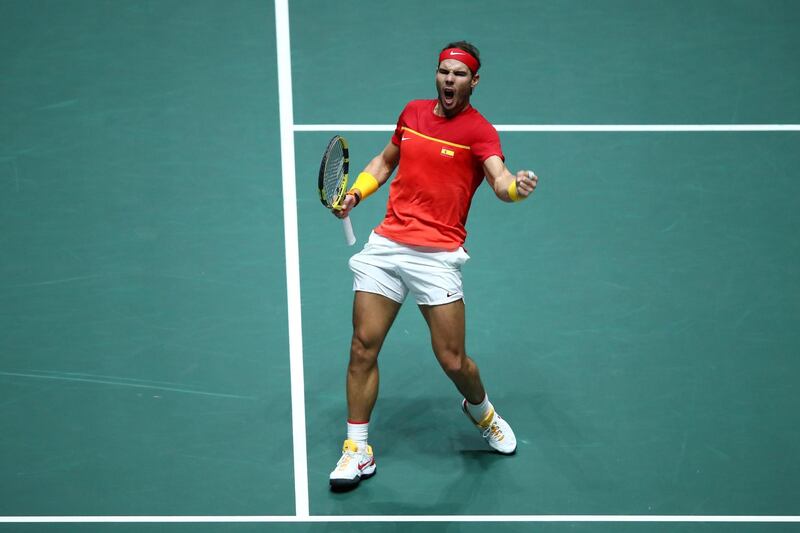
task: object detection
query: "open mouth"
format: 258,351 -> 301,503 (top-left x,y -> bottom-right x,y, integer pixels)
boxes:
442,87 -> 456,106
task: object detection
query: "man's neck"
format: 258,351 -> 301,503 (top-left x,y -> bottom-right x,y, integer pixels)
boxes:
434,100 -> 470,118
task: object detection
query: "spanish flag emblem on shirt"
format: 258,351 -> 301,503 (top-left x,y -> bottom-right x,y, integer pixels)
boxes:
440,147 -> 455,157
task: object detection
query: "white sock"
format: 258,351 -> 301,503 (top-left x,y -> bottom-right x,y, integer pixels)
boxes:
466,394 -> 493,426
347,420 -> 369,449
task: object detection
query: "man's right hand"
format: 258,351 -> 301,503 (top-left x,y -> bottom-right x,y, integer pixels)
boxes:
333,192 -> 358,219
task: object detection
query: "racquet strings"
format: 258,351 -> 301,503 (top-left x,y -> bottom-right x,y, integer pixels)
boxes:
322,140 -> 346,208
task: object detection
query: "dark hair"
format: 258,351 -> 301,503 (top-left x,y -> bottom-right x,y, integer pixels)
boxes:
441,41 -> 481,71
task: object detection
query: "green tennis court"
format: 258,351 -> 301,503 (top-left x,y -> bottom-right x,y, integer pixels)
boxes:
1,1 -> 799,531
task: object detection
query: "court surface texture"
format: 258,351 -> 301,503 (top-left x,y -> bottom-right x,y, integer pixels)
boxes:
1,1 -> 798,531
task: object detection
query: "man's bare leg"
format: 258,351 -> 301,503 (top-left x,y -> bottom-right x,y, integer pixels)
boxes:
419,299 -> 517,454
347,291 -> 402,421
330,291 -> 402,490
419,299 -> 485,404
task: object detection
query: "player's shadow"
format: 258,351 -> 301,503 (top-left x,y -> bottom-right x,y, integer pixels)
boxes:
374,388 -> 611,510
354,395 -> 518,513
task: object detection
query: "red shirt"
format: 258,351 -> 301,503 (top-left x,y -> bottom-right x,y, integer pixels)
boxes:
374,99 -> 504,250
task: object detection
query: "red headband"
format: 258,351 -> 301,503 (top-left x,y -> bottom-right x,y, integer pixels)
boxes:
438,48 -> 479,74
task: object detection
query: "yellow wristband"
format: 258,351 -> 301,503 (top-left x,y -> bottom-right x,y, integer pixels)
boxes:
349,172 -> 379,202
507,178 -> 522,202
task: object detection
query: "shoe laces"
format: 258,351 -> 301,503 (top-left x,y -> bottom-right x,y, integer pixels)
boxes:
482,420 -> 505,442
336,450 -> 356,470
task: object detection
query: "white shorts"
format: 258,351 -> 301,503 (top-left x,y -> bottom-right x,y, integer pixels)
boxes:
348,232 -> 470,306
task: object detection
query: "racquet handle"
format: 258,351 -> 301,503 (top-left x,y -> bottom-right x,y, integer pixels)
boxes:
342,216 -> 356,246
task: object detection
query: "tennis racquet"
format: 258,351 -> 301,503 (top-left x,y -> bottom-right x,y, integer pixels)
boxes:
318,135 -> 356,246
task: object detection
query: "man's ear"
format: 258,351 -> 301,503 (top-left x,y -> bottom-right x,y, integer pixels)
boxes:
471,73 -> 480,89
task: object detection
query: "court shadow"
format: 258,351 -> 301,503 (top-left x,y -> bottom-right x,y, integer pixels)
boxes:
369,395 -> 457,455
457,448 -> 510,460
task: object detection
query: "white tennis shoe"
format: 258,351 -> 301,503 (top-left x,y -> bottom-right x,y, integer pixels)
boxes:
461,399 -> 517,455
329,439 -> 376,490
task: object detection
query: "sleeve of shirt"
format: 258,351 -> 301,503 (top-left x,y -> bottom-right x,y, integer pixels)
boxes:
391,102 -> 412,146
471,120 -> 504,162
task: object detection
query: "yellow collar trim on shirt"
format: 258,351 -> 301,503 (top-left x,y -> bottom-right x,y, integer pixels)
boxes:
402,127 -> 471,150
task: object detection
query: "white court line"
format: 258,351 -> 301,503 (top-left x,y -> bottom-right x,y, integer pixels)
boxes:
1,515 -> 799,523
293,124 -> 800,132
274,0 -> 309,518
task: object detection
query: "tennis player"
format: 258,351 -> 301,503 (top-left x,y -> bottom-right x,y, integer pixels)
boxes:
329,41 -> 538,490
